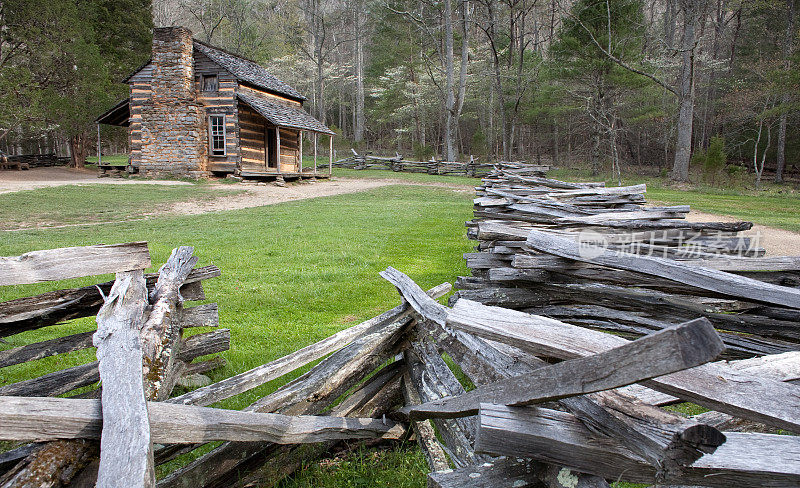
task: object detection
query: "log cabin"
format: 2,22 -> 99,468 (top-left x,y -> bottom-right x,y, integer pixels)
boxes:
96,26 -> 334,180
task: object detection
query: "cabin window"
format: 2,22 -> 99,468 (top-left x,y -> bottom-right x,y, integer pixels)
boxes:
202,74 -> 219,92
209,115 -> 226,156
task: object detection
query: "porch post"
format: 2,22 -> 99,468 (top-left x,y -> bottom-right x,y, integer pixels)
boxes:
329,134 -> 333,177
276,127 -> 282,175
313,133 -> 318,174
97,123 -> 101,166
299,130 -> 303,173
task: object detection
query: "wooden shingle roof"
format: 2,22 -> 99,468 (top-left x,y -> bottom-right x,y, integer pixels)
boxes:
237,91 -> 334,135
193,41 -> 306,102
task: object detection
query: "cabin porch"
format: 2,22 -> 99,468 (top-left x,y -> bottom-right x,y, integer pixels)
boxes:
234,90 -> 335,181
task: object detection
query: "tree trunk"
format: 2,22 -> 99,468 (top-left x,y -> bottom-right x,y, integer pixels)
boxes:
664,0 -> 677,50
671,0 -> 701,182
443,0 -> 457,161
775,0 -> 796,183
487,0 -> 510,161
552,118 -> 559,164
70,133 -> 88,169
700,0 -> 726,150
353,0 -> 365,143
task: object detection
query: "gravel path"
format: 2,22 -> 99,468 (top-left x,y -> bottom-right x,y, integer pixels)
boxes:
0,167 -> 191,194
684,209 -> 800,256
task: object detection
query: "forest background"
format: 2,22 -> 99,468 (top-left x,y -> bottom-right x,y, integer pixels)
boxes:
0,0 -> 797,184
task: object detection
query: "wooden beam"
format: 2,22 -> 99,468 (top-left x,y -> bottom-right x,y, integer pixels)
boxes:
141,246 -> 198,402
525,229 -> 800,308
0,331 -> 94,369
379,267 -> 449,326
0,265 -> 219,338
179,303 -> 219,328
413,317 -> 613,487
0,396 -> 405,444
404,341 -> 490,468
475,404 -> 800,487
92,270 -> 154,487
405,318 -> 724,420
447,299 -> 800,433
329,135 -> 333,177
418,318 -> 725,475
0,326 -> 229,398
176,329 -> 230,362
427,459 -> 610,488
157,317 -> 413,488
169,282 -> 450,407
0,242 -> 151,286
223,360 -> 407,488
298,130 -> 303,173
0,361 -> 100,397
97,123 -> 101,166
313,132 -> 317,174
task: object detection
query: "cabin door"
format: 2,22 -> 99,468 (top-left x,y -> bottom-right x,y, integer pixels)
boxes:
266,127 -> 277,169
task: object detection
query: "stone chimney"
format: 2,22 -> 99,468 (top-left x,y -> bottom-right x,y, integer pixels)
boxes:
135,26 -> 209,178
150,27 -> 195,101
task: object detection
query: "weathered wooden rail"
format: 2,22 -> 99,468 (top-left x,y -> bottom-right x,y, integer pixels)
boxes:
332,149 -> 549,178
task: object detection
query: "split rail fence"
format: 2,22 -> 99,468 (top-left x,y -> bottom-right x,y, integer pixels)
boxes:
332,149 -> 549,178
0,168 -> 798,487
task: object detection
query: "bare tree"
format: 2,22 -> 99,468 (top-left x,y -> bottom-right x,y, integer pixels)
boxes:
671,0 -> 707,181
775,0 -> 796,183
353,0 -> 366,142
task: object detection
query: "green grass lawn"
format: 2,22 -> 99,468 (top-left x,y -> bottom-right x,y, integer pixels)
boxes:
0,184 -> 474,486
86,154 -> 129,165
0,183 -> 242,230
333,167 -> 478,187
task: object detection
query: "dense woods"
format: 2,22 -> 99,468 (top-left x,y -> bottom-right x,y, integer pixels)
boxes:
1,0 -> 797,182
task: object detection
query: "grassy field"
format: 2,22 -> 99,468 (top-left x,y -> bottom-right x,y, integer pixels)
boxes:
0,183 -> 242,230
86,154 -> 129,165
0,183 -> 474,486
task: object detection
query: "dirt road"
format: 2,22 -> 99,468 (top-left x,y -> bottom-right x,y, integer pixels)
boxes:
685,209 -> 800,256
0,167 -> 192,194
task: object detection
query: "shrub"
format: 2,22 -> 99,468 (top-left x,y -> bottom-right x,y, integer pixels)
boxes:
693,136 -> 727,185
412,142 -> 435,161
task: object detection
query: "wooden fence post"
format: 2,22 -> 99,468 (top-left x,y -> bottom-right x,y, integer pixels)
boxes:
94,270 -> 153,487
